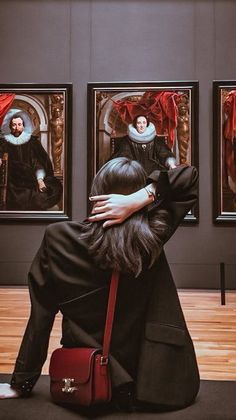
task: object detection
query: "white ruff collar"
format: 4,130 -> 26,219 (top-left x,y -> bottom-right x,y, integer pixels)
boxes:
4,131 -> 32,145
128,122 -> 156,143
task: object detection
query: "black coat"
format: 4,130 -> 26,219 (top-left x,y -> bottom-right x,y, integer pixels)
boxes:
11,165 -> 199,409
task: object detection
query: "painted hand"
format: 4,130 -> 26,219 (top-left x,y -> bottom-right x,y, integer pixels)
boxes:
38,178 -> 47,192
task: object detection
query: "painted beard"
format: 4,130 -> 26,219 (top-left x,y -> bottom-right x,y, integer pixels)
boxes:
11,130 -> 23,137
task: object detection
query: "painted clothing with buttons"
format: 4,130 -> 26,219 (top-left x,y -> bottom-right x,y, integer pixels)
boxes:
0,134 -> 62,210
111,134 -> 175,174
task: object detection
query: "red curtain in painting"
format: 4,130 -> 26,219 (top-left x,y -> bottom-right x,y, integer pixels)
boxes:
0,93 -> 15,126
223,91 -> 236,182
112,91 -> 180,148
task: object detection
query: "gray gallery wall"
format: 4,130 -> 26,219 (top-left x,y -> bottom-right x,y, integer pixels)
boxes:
0,0 -> 236,288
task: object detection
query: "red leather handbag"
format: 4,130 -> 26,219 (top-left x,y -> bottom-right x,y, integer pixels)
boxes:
49,270 -> 119,406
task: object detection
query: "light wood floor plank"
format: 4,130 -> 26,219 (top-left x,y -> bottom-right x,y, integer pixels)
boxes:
0,288 -> 236,380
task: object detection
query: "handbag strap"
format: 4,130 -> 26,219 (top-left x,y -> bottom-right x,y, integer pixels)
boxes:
101,269 -> 119,364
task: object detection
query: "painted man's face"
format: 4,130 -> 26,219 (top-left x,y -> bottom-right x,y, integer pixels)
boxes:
136,116 -> 148,134
10,117 -> 24,137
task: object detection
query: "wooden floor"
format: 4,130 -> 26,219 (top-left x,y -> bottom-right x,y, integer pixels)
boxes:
0,287 -> 236,380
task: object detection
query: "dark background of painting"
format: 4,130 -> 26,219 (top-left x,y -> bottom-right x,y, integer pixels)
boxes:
0,0 -> 235,288
213,83 -> 236,219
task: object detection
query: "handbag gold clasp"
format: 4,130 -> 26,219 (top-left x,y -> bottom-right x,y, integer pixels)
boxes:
62,378 -> 78,393
100,356 -> 108,365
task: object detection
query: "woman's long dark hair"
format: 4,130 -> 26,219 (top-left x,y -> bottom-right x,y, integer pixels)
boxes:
79,157 -> 170,277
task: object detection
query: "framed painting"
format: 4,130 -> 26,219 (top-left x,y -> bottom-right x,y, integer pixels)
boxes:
213,81 -> 236,224
0,83 -> 72,221
87,81 -> 199,222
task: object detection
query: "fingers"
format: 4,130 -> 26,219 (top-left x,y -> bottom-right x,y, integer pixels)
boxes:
88,212 -> 126,227
89,195 -> 110,202
91,200 -> 108,209
38,179 -> 47,192
91,205 -> 108,214
88,211 -> 113,222
103,219 -> 122,228
91,198 -> 113,214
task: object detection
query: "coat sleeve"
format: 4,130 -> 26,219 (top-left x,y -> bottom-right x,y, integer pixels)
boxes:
147,165 -> 198,241
10,229 -> 58,396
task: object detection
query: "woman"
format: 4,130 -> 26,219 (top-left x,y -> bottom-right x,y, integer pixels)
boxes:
0,157 -> 199,411
112,114 -> 177,174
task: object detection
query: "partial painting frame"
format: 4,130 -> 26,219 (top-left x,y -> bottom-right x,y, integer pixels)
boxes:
213,81 -> 236,224
87,81 -> 199,223
0,83 -> 72,221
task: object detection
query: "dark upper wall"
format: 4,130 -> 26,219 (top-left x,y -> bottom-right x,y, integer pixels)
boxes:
0,0 -> 235,288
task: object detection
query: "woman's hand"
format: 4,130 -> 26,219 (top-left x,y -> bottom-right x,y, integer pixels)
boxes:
0,383 -> 20,399
88,186 -> 155,228
88,194 -> 138,228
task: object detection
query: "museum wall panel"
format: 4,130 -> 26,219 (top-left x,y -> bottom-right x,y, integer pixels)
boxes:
0,0 -> 235,288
